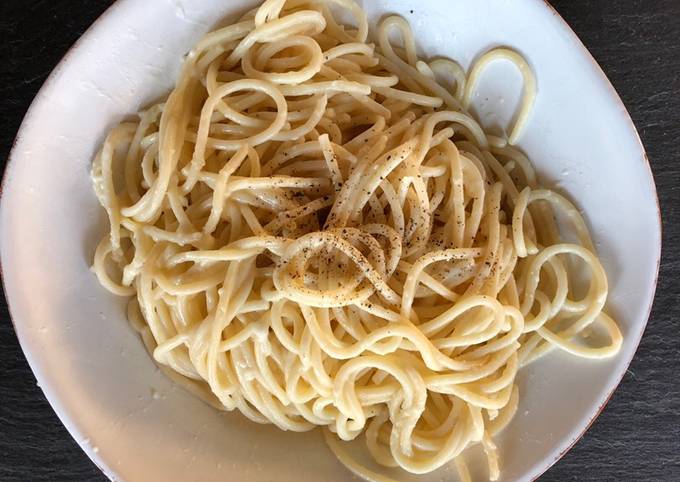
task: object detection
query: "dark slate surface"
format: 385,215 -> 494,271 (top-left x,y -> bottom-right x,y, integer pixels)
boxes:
0,1 -> 678,481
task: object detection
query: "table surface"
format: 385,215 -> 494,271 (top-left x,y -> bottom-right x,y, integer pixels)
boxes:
1,1 -> 679,481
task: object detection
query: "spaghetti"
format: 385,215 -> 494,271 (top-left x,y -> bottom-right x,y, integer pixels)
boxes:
91,0 -> 622,480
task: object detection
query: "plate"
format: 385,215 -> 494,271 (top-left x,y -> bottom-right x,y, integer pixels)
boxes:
0,0 -> 660,481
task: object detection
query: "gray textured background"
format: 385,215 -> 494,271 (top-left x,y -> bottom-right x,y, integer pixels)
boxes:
1,1 -> 678,481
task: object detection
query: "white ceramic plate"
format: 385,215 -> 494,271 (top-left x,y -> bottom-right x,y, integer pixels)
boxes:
0,1 -> 661,481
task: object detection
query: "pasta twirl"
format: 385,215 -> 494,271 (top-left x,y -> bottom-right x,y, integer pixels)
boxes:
91,1 -> 622,480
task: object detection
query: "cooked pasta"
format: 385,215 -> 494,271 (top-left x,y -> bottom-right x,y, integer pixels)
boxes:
91,0 -> 622,480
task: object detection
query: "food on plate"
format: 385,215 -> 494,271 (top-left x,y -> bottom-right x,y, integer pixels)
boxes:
91,0 -> 622,479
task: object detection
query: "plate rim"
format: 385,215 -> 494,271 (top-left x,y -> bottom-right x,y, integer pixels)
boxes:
0,0 -> 662,481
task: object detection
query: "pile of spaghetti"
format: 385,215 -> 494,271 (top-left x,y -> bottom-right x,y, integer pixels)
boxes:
92,0 -> 622,480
